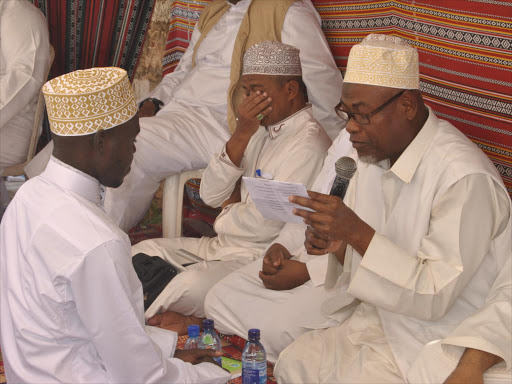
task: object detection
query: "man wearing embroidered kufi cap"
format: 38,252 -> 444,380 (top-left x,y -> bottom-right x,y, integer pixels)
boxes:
0,67 -> 230,384
132,40 -> 332,337
272,34 -> 512,383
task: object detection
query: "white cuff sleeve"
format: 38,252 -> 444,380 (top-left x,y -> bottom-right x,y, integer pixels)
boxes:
306,255 -> 329,286
145,325 -> 177,359
200,144 -> 246,207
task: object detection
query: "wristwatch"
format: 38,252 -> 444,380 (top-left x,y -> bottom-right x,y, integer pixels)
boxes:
139,97 -> 164,114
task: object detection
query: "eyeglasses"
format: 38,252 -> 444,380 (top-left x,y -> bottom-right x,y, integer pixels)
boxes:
335,90 -> 406,125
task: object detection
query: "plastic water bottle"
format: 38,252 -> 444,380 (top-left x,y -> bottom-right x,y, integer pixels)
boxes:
184,325 -> 200,349
199,319 -> 222,365
242,329 -> 267,384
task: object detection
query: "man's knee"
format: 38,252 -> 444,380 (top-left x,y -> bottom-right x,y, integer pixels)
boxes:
204,283 -> 221,318
171,269 -> 213,309
274,330 -> 324,383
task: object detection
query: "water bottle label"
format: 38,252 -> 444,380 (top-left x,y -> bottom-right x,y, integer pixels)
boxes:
242,368 -> 266,384
202,334 -> 214,344
242,368 -> 259,384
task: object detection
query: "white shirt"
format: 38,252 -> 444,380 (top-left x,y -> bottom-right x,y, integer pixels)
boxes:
149,0 -> 345,140
0,0 -> 50,169
0,157 -> 229,383
323,109 -> 512,379
199,105 -> 331,261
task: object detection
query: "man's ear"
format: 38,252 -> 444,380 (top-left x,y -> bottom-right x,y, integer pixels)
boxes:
286,80 -> 300,101
93,130 -> 107,154
401,90 -> 418,121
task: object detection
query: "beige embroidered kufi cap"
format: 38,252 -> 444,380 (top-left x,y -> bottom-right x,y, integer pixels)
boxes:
344,34 -> 419,89
242,41 -> 302,76
43,67 -> 138,136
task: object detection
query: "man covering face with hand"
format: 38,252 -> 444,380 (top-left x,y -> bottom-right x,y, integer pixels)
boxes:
132,41 -> 332,335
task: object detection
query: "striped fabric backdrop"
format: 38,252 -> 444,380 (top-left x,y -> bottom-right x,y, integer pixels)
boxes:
317,0 -> 512,197
30,0 -> 157,80
163,0 -> 512,198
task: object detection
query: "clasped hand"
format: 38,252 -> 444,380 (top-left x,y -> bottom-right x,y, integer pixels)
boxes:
258,244 -> 310,290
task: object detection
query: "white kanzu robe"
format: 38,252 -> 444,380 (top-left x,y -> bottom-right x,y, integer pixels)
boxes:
104,0 -> 346,231
274,109 -> 512,383
0,0 -> 50,170
132,106 -> 331,319
0,157 -> 229,384
204,130 -> 353,362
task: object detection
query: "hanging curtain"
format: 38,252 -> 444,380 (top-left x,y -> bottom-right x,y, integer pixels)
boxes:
314,0 -> 512,199
30,0 -> 157,80
162,0 -> 206,75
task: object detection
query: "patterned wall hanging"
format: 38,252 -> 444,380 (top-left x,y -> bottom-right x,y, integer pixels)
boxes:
30,0 -> 157,80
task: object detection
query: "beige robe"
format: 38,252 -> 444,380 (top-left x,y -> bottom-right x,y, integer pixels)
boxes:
275,109 -> 512,383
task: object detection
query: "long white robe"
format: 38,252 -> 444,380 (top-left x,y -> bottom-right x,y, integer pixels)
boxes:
204,130 -> 353,362
104,0 -> 346,231
0,0 -> 50,170
132,106 -> 331,319
274,109 -> 512,383
0,157 -> 229,384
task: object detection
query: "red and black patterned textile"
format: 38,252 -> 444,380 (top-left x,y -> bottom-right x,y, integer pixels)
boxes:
30,0 -> 156,80
162,0 -> 512,198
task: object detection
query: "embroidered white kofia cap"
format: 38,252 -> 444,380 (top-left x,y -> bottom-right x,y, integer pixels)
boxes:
344,34 -> 420,89
43,67 -> 138,136
242,40 -> 302,76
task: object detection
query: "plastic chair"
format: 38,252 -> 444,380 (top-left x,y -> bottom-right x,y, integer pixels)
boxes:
162,169 -> 205,238
2,45 -> 55,177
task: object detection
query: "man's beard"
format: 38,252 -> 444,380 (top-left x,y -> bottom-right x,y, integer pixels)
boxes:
359,154 -> 379,164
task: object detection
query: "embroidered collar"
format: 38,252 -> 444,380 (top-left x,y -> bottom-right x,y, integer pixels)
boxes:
266,104 -> 313,140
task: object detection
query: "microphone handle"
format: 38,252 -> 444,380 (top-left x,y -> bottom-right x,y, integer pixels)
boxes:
329,176 -> 350,201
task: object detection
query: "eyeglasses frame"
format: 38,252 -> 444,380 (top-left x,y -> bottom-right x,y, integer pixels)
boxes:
335,90 -> 407,125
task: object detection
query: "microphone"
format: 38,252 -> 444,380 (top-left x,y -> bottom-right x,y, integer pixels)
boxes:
329,157 -> 357,200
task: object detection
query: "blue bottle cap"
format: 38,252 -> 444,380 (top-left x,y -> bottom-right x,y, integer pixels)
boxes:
248,328 -> 260,341
188,324 -> 199,338
203,318 -> 214,330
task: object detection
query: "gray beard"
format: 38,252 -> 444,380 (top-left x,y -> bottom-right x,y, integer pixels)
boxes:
359,154 -> 379,164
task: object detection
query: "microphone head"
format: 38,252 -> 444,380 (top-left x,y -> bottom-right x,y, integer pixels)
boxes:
335,156 -> 357,180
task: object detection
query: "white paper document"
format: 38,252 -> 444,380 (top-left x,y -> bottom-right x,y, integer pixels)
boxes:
243,177 -> 313,223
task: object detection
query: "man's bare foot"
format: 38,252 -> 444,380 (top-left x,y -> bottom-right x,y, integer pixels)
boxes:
147,311 -> 204,336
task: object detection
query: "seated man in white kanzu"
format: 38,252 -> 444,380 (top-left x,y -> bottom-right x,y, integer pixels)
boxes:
268,34 -> 511,383
204,131 -> 352,362
132,41 -> 332,335
0,68 -> 229,384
